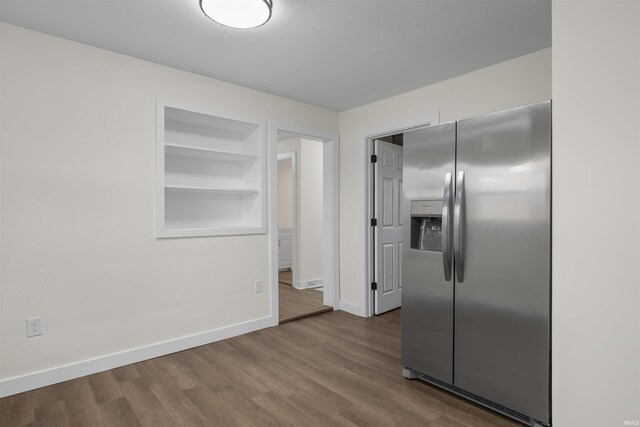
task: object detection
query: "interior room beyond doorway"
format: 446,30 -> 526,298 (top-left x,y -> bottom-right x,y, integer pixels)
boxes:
277,133 -> 332,323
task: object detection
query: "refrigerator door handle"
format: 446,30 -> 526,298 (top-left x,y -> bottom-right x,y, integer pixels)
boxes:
454,170 -> 465,282
442,172 -> 453,281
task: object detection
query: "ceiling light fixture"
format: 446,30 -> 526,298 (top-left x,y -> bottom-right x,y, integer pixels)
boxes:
200,0 -> 273,29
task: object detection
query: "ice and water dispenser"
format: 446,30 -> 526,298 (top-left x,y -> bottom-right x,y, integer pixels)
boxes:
410,200 -> 443,252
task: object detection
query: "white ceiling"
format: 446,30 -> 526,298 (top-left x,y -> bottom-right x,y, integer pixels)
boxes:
0,0 -> 551,111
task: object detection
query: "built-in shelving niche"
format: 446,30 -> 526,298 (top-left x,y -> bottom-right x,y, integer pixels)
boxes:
156,101 -> 266,237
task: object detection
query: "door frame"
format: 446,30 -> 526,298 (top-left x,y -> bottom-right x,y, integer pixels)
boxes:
277,152 -> 297,274
268,121 -> 340,326
362,112 -> 440,317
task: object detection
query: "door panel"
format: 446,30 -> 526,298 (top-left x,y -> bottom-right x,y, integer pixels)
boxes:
398,180 -> 403,227
374,140 -> 403,314
400,123 -> 456,384
454,101 -> 551,423
382,243 -> 394,293
382,150 -> 394,168
382,178 -> 394,226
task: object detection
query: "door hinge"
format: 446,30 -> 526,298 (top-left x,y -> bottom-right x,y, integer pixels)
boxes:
371,154 -> 377,163
371,218 -> 377,227
371,282 -> 378,291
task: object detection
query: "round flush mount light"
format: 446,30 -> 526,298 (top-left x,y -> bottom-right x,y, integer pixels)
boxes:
200,0 -> 273,29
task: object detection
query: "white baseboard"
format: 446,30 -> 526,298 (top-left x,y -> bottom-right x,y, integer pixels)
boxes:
294,277 -> 323,290
339,301 -> 367,317
0,315 -> 273,398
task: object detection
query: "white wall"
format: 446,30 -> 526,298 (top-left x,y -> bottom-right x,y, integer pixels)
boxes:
277,138 -> 324,284
337,48 -> 552,311
277,158 -> 293,229
552,1 -> 640,426
298,139 -> 324,283
0,23 -> 338,388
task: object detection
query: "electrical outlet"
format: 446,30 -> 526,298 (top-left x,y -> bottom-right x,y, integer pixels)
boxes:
255,280 -> 263,293
26,316 -> 43,337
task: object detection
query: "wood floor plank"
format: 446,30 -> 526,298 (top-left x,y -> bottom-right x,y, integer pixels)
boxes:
259,356 -> 354,411
255,339 -> 406,425
396,409 -> 445,427
430,414 -> 471,427
168,349 -> 235,395
339,403 -> 399,427
224,332 -> 279,362
59,377 -> 103,427
251,390 -> 319,427
0,395 -> 34,426
214,389 -> 284,427
33,400 -> 70,427
134,355 -> 201,394
259,359 -> 324,398
235,357 -> 298,398
118,378 -> 176,427
1,381 -> 66,427
87,371 -> 123,404
110,364 -> 140,383
278,269 -> 293,285
97,397 -> 141,427
194,345 -> 271,399
146,381 -> 210,426
311,346 -> 442,422
285,389 -> 359,427
183,385 -> 246,427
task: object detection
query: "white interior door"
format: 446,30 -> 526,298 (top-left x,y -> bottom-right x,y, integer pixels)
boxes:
374,139 -> 403,314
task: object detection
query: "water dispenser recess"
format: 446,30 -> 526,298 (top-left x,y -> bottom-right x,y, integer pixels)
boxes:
410,200 -> 443,252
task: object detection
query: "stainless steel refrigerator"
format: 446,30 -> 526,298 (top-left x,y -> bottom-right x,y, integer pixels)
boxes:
401,101 -> 551,426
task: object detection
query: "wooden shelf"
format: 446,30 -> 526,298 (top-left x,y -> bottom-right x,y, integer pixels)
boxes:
165,143 -> 259,163
160,226 -> 264,238
157,100 -> 266,238
164,185 -> 259,194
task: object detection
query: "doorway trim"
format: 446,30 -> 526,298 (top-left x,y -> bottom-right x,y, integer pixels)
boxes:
362,112 -> 440,317
277,152 -> 298,276
268,121 -> 340,326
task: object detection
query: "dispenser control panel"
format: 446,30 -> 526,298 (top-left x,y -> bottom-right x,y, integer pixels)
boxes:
411,200 -> 443,216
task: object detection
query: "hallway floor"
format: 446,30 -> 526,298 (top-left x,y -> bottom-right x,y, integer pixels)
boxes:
278,269 -> 331,323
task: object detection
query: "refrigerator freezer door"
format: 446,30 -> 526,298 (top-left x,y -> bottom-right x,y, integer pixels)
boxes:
454,101 -> 551,423
401,122 -> 456,384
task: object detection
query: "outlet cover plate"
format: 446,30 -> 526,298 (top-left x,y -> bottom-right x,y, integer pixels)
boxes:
27,317 -> 43,337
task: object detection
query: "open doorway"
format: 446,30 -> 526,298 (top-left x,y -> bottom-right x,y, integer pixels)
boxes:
269,123 -> 340,326
363,112 -> 439,316
370,133 -> 404,315
277,137 -> 330,323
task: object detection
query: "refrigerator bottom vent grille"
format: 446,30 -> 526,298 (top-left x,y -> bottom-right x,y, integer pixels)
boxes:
417,373 -> 531,425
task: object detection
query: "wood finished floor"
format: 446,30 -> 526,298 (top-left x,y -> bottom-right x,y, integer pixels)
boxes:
278,269 -> 293,286
278,270 -> 332,324
0,310 -> 519,427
